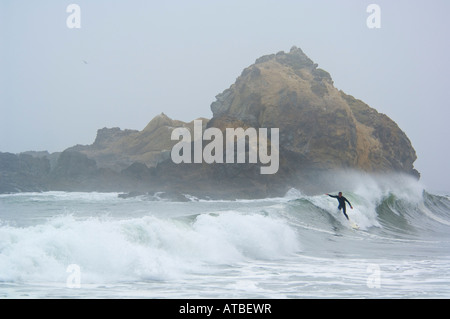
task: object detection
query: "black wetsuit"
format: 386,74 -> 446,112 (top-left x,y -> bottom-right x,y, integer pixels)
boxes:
328,194 -> 352,220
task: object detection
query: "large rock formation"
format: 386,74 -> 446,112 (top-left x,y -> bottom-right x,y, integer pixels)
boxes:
151,46 -> 419,197
209,46 -> 418,176
0,47 -> 419,198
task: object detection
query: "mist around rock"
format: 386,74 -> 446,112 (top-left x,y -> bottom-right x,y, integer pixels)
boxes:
0,47 -> 419,199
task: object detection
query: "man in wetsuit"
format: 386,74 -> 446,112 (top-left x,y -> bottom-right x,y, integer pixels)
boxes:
326,192 -> 353,220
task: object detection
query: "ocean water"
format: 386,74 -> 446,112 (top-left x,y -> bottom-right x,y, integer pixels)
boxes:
0,174 -> 449,298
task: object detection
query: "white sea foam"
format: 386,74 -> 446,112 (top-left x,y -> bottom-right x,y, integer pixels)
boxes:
1,174 -> 449,298
0,210 -> 300,284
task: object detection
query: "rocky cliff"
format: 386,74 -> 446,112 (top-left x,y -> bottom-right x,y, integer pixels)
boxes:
0,46 -> 419,198
66,113 -> 199,172
209,46 -> 418,177
0,152 -> 51,193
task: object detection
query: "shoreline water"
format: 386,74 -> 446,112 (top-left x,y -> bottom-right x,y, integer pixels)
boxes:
1,176 -> 449,298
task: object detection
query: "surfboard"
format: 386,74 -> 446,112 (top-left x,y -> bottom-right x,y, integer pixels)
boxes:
350,221 -> 359,230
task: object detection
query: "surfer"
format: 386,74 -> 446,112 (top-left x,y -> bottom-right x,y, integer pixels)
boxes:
326,192 -> 353,220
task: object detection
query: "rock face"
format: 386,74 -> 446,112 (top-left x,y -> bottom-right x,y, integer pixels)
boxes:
67,113 -> 195,172
0,47 -> 419,198
209,46 -> 418,177
0,152 -> 51,193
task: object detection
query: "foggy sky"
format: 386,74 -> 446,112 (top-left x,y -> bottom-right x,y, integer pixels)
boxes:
1,0 -> 449,193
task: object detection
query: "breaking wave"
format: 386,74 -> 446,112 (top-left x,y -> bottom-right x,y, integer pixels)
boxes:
0,173 -> 449,289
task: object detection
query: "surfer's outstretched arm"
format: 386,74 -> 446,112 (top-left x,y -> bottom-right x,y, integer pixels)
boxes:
344,197 -> 353,209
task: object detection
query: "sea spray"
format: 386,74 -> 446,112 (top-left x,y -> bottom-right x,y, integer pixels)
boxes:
1,174 -> 450,298
0,210 -> 300,284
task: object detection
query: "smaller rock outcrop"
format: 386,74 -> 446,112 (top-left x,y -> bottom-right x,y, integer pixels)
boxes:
0,152 -> 50,192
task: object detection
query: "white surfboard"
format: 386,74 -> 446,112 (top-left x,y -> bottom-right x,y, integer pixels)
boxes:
350,221 -> 359,230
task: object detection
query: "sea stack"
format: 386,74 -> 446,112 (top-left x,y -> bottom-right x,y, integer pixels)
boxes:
209,46 -> 419,178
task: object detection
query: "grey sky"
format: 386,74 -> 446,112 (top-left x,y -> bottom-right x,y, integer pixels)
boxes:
1,0 -> 449,193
